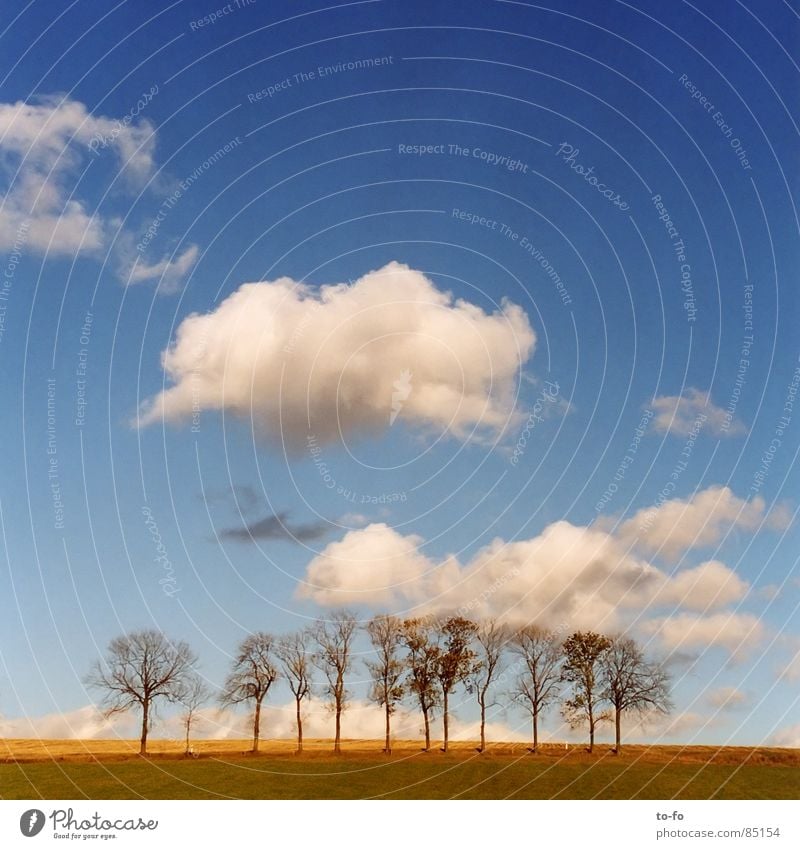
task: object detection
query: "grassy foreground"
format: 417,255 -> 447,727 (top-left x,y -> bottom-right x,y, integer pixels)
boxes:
1,740 -> 798,800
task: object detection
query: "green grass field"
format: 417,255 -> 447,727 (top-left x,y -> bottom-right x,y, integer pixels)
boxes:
3,748 -> 798,800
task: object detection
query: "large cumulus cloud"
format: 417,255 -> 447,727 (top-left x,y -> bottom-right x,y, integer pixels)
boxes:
299,519 -> 658,629
137,262 -> 536,447
298,486 -> 789,655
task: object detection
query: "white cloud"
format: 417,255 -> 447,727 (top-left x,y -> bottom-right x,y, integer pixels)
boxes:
618,709 -> 722,742
755,584 -> 781,601
299,495 -> 755,640
647,560 -> 748,610
614,486 -> 790,560
0,704 -> 129,739
338,512 -> 370,527
127,244 -> 199,294
769,723 -> 800,748
641,612 -> 765,659
704,686 -> 750,711
300,522 -> 432,606
777,637 -> 800,682
137,262 -> 536,447
300,520 -> 653,630
1,700 -> 526,745
297,485 -> 787,658
650,387 -> 745,437
0,96 -> 155,255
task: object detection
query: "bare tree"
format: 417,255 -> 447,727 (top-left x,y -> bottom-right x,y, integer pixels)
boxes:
86,629 -> 196,755
312,610 -> 357,754
220,632 -> 279,754
602,636 -> 672,753
469,620 -> 507,753
365,615 -> 406,754
435,616 -> 479,752
276,629 -> 313,754
401,618 -> 441,751
176,673 -> 211,756
561,631 -> 612,753
510,626 -> 562,753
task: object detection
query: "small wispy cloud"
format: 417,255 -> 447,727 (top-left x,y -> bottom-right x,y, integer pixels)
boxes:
126,244 -> 199,294
704,686 -> 750,711
649,387 -> 745,437
203,484 -> 261,515
219,511 -> 329,544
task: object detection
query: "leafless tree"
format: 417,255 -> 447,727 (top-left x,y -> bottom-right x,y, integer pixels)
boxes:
312,610 -> 357,754
220,632 -> 279,754
365,615 -> 406,754
435,616 -> 480,752
401,617 -> 441,751
602,635 -> 673,753
276,629 -> 313,753
469,620 -> 507,752
86,629 -> 196,755
561,631 -> 612,753
510,626 -> 562,753
176,672 -> 211,756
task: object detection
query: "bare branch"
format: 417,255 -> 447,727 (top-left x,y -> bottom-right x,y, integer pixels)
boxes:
220,632 -> 279,753
365,615 -> 406,753
312,610 -> 357,753
85,629 -> 197,755
509,625 -> 562,752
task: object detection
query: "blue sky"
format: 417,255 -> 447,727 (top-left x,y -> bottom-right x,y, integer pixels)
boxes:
0,0 -> 798,747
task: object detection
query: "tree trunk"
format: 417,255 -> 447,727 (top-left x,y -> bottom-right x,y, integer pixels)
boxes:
384,702 -> 391,754
422,706 -> 431,751
184,719 -> 190,755
479,695 -> 486,753
615,706 -> 622,753
533,710 -> 539,753
252,700 -> 261,753
296,696 -> 303,754
588,714 -> 595,753
442,690 -> 449,752
139,699 -> 149,756
334,701 -> 342,754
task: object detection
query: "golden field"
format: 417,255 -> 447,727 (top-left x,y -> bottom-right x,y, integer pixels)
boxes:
2,737 -> 798,765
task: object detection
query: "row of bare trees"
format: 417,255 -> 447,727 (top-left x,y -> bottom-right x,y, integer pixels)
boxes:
86,614 -> 671,756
